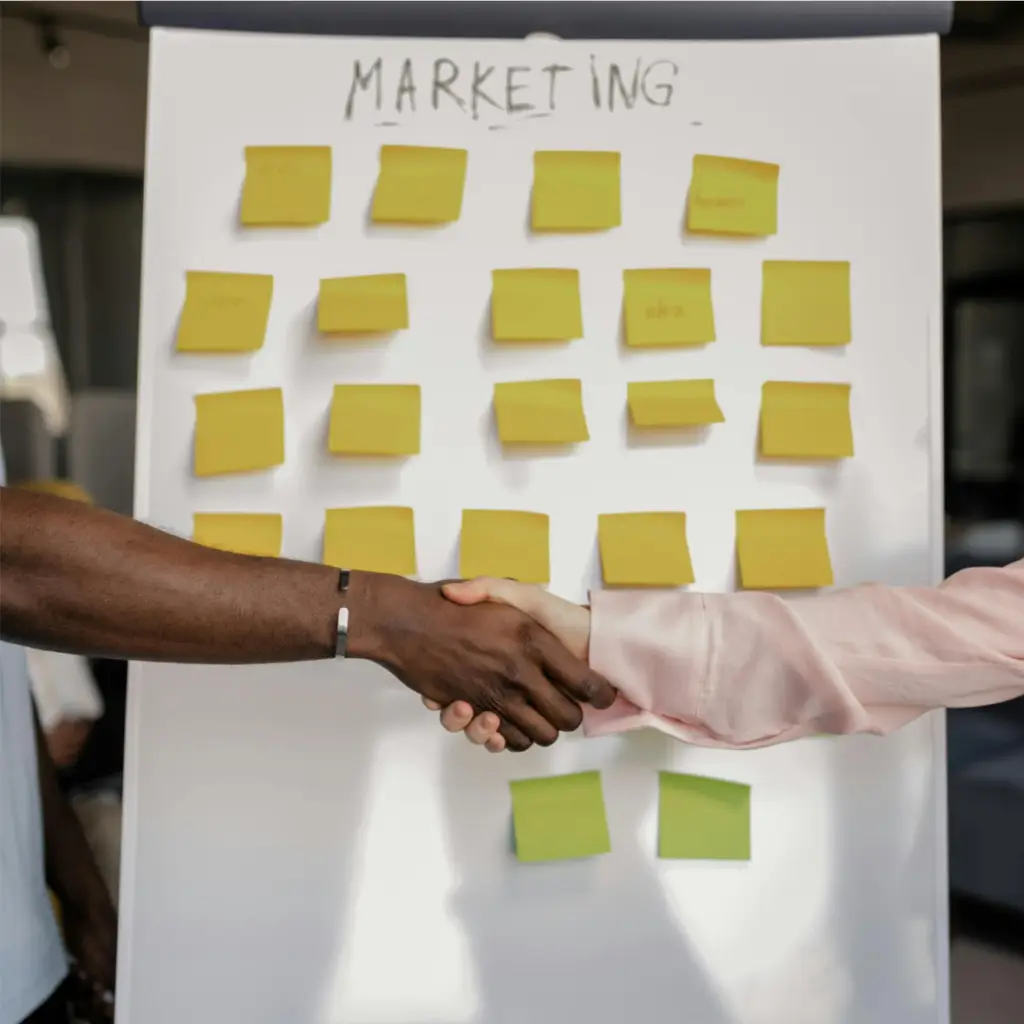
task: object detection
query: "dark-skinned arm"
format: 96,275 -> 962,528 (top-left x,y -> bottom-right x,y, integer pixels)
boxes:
1,487 -> 616,750
35,710 -> 117,1019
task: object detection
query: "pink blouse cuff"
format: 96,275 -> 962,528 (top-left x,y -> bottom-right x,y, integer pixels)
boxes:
584,589 -> 708,737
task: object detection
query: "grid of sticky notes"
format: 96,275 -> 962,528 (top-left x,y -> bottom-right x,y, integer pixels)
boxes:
179,144 -> 854,588
509,770 -> 751,863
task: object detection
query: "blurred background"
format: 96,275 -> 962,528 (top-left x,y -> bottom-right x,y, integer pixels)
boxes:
1,2 -> 1022,1022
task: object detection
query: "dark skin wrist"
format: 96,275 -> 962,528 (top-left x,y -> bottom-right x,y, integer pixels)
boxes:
35,716 -> 111,914
35,713 -> 117,1018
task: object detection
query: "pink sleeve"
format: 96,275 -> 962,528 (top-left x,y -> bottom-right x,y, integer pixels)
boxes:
585,559 -> 1024,748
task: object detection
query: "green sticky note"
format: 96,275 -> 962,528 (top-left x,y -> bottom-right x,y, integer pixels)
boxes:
510,771 -> 611,863
658,772 -> 751,860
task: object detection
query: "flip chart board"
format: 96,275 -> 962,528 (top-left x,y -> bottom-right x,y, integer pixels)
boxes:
124,24 -> 946,1024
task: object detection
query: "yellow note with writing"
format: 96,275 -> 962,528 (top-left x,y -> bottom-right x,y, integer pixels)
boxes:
736,508 -> 833,590
623,269 -> 715,347
371,145 -> 468,224
491,269 -> 582,342
323,507 -> 417,576
176,272 -> 273,353
687,154 -> 779,237
193,388 -> 284,477
241,146 -> 331,226
532,151 -> 621,231
628,380 -> 724,428
598,513 -> 694,587
494,379 -> 588,445
460,510 -> 549,583
760,382 -> 853,459
192,514 -> 282,558
328,384 -> 420,456
762,261 -> 851,346
318,274 -> 409,334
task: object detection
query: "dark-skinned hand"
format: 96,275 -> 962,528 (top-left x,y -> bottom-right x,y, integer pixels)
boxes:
351,574 -> 616,751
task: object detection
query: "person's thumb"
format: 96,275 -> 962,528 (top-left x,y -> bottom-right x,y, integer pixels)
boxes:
442,578 -> 586,657
443,577 -> 533,611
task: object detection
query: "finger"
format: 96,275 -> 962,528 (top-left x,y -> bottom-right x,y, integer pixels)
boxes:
503,698 -> 559,748
464,711 -> 501,745
522,672 -> 585,733
442,579 -> 554,636
441,578 -> 490,605
442,577 -> 532,609
439,702 -> 475,732
485,734 -> 506,753
422,697 -> 442,711
537,631 -> 617,711
497,718 -> 533,753
512,630 -> 588,731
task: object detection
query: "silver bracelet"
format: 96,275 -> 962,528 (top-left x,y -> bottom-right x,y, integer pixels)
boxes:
335,569 -> 350,658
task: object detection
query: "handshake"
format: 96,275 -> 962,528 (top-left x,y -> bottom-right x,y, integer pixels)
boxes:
348,571 -> 604,753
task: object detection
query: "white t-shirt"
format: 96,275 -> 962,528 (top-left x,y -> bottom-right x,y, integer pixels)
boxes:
0,443 -> 67,1022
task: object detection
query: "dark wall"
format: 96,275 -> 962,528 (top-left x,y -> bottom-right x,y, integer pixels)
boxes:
944,211 -> 1024,523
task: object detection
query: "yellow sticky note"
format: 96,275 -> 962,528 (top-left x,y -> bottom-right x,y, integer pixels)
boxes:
736,508 -> 833,590
762,261 -> 851,346
494,379 -> 588,446
598,513 -> 694,587
328,384 -> 420,456
323,507 -> 417,576
760,382 -> 853,459
491,269 -> 582,342
192,514 -> 282,558
240,146 -> 331,226
176,272 -> 273,354
623,269 -> 715,347
318,274 -> 409,334
460,510 -> 549,583
371,145 -> 468,224
687,154 -> 779,237
532,151 -> 621,231
628,380 -> 724,428
193,388 -> 284,477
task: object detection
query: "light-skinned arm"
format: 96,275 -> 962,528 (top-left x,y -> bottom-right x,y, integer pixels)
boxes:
434,559 -> 1024,750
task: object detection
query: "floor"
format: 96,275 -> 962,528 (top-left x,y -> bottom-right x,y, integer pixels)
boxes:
951,899 -> 1024,1024
953,939 -> 1024,1023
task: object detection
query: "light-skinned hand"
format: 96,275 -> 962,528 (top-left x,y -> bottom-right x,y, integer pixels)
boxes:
423,578 -> 594,753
